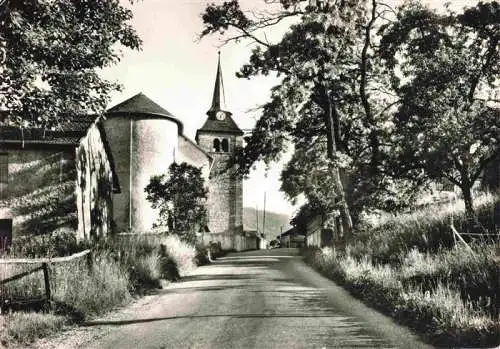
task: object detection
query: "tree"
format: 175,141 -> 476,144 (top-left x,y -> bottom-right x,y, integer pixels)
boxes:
200,0 -> 405,234
145,162 -> 208,244
0,0 -> 141,128
379,1 -> 500,219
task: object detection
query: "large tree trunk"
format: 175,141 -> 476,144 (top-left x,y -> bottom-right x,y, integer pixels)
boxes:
323,87 -> 353,238
360,0 -> 381,173
461,184 -> 476,220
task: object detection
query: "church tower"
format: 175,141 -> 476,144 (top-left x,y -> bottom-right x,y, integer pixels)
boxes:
196,54 -> 244,246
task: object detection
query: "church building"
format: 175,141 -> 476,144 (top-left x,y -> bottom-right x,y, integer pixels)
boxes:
0,56 -> 252,251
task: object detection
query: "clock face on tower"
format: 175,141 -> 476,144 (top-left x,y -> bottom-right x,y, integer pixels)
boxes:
215,111 -> 226,120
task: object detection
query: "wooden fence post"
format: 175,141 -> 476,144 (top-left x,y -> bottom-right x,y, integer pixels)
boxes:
42,262 -> 51,309
86,250 -> 93,274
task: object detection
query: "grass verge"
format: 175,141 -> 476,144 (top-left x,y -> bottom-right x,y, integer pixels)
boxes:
303,245 -> 499,347
302,192 -> 499,347
1,232 -> 212,347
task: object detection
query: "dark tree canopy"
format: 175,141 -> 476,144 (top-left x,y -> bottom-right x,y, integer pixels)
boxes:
0,0 -> 141,128
201,0 -> 499,227
200,0 -> 404,231
379,0 -> 500,217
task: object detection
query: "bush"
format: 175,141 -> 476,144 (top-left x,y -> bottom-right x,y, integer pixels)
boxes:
208,241 -> 224,259
194,244 -> 211,266
158,235 -> 196,277
9,228 -> 88,258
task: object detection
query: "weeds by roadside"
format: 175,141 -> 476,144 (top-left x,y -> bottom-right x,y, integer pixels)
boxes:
1,231 -> 214,347
302,192 -> 500,347
303,245 -> 499,347
0,312 -> 67,346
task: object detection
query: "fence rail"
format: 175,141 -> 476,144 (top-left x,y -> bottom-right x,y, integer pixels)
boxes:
0,249 -> 92,310
0,249 -> 91,264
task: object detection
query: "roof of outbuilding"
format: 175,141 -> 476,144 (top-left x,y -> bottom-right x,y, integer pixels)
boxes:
0,115 -> 96,146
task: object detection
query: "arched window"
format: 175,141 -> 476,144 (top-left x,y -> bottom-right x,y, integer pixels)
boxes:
221,138 -> 229,152
213,138 -> 221,152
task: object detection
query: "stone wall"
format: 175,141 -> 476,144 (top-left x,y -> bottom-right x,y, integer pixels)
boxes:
0,149 -> 77,237
198,231 -> 258,251
75,123 -> 114,240
197,133 -> 243,240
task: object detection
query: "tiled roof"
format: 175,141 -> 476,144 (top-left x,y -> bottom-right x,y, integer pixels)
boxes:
107,92 -> 175,117
0,116 -> 96,146
106,93 -> 184,133
197,113 -> 244,135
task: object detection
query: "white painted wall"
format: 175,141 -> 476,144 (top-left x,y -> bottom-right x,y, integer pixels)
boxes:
130,118 -> 178,232
104,116 -> 179,232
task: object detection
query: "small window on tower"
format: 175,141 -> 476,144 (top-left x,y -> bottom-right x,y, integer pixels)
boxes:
221,138 -> 229,152
213,139 -> 221,152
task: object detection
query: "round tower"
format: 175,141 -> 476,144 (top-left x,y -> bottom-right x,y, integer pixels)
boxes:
104,93 -> 183,232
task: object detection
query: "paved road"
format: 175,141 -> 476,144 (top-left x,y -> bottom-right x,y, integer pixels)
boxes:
79,249 -> 433,349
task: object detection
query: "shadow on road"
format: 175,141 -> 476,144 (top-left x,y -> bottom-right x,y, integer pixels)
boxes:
155,285 -> 249,294
213,260 -> 278,267
82,313 -> 353,327
181,274 -> 255,282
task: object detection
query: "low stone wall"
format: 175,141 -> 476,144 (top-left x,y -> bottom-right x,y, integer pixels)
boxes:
234,233 -> 259,251
199,231 -> 258,252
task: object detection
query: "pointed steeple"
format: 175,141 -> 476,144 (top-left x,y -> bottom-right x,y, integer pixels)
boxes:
207,52 -> 224,115
196,53 -> 243,141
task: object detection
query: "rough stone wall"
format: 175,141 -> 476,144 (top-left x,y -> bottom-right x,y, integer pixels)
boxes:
198,231 -> 257,251
197,133 -> 243,240
75,122 -> 114,240
0,150 -> 77,237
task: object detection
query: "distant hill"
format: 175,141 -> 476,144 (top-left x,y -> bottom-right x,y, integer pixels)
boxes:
243,207 -> 292,238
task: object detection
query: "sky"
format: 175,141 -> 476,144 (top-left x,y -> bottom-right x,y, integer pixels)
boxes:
101,0 -> 479,217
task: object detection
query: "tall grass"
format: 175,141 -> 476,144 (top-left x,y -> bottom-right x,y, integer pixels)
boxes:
53,255 -> 131,317
0,312 -> 67,346
158,235 -> 197,277
304,245 -> 499,347
302,191 -> 500,347
352,192 -> 499,264
1,232 -> 208,346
